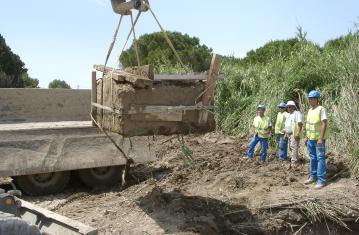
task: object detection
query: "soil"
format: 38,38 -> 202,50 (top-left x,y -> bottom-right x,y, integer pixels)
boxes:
24,132 -> 359,235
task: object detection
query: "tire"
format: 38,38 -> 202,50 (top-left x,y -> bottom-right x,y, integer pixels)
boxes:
0,211 -> 41,235
76,166 -> 123,188
13,171 -> 70,196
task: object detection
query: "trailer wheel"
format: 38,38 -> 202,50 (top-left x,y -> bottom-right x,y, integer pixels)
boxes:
76,166 -> 123,188
13,171 -> 70,196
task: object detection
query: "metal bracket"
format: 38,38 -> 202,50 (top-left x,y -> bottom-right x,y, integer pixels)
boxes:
111,0 -> 149,15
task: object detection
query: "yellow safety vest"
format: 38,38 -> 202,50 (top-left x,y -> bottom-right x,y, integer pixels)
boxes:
275,112 -> 287,134
306,106 -> 328,140
253,116 -> 270,138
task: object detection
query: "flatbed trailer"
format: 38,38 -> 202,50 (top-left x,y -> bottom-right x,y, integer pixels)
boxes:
0,89 -> 155,195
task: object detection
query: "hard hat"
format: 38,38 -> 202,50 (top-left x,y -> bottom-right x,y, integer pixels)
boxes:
257,104 -> 266,110
308,90 -> 320,98
278,101 -> 287,108
286,100 -> 296,106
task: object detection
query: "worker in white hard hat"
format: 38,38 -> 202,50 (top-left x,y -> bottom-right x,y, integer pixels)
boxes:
284,101 -> 303,167
247,104 -> 272,162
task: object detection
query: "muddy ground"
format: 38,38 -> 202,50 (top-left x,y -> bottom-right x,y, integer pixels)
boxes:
25,133 -> 359,235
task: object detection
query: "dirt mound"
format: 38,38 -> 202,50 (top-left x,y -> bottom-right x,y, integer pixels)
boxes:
25,132 -> 359,234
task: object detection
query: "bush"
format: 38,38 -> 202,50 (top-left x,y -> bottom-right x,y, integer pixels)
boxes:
48,79 -> 71,89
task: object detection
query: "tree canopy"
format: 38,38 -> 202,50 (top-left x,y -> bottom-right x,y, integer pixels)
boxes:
0,34 -> 38,88
120,31 -> 213,72
48,79 -> 71,89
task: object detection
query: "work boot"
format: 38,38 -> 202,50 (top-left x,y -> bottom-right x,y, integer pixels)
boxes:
243,156 -> 253,161
286,163 -> 292,170
291,161 -> 299,169
304,177 -> 316,185
314,183 -> 325,189
259,160 -> 266,165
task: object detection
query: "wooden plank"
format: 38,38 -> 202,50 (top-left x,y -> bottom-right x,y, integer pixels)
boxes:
91,71 -> 97,127
119,73 -> 152,88
124,65 -> 154,80
130,112 -> 183,122
94,65 -> 152,88
199,54 -> 222,124
91,102 -> 122,115
94,65 -> 225,81
154,74 -> 207,81
127,104 -> 211,114
153,74 -> 224,81
91,103 -> 213,115
94,64 -> 121,74
20,200 -> 98,235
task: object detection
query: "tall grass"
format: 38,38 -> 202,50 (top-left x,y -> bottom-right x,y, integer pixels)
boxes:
216,40 -> 338,133
215,33 -> 359,176
328,40 -> 359,176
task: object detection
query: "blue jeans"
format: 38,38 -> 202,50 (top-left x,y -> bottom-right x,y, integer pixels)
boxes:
307,140 -> 326,184
278,134 -> 288,160
248,134 -> 268,161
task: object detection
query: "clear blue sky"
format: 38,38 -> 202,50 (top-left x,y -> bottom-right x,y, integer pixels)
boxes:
1,0 -> 358,89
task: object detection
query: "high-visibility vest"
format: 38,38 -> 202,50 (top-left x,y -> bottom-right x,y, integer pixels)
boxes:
306,106 -> 328,140
254,116 -> 270,138
275,112 -> 287,134
291,111 -> 300,135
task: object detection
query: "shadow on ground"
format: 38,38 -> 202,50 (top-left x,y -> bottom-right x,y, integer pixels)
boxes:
136,187 -> 263,235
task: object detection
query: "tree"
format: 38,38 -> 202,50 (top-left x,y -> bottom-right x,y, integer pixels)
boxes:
0,34 -> 39,88
295,25 -> 308,41
48,79 -> 71,89
120,31 -> 213,72
21,73 -> 39,88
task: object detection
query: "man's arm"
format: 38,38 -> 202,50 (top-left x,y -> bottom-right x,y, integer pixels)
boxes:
318,107 -> 328,145
295,122 -> 303,140
294,112 -> 303,140
318,119 -> 328,145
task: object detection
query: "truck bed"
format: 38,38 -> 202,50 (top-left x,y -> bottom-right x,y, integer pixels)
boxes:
0,121 -> 155,177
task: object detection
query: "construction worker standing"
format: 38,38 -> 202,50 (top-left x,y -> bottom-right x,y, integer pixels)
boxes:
304,90 -> 328,189
275,101 -> 289,160
247,104 -> 272,162
284,101 -> 303,167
